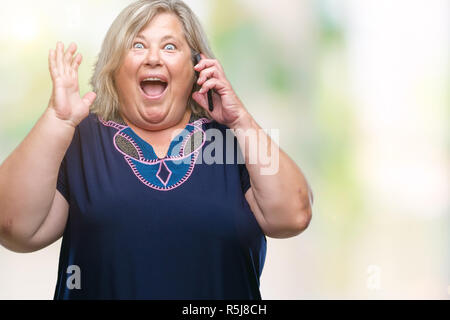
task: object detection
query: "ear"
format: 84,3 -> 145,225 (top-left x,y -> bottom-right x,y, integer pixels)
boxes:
191,50 -> 200,65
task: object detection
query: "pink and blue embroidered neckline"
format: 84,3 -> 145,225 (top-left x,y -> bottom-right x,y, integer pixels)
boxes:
98,114 -> 212,191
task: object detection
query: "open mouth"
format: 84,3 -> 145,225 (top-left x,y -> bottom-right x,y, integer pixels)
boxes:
139,79 -> 168,99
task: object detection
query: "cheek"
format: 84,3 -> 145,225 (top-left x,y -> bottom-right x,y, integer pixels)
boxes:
116,67 -> 137,94
119,56 -> 140,80
115,72 -> 130,98
168,57 -> 194,77
170,62 -> 195,89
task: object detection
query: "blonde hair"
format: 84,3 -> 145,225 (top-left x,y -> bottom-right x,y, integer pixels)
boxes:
90,0 -> 215,122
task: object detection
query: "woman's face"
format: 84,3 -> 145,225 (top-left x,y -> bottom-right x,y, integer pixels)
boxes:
115,12 -> 195,130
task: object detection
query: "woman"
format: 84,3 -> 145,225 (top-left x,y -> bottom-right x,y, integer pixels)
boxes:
0,0 -> 313,299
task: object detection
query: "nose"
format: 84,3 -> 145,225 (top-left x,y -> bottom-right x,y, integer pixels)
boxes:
143,47 -> 162,67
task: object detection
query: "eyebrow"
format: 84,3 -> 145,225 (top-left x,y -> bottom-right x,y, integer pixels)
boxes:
135,34 -> 180,42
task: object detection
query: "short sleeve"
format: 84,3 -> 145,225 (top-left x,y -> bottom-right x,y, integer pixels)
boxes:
239,163 -> 251,194
56,123 -> 81,203
232,125 -> 251,195
56,155 -> 70,203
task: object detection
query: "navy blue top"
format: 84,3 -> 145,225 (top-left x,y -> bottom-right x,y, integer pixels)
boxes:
54,112 -> 266,300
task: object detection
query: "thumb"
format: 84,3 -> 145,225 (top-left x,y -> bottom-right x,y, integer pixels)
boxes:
82,92 -> 97,107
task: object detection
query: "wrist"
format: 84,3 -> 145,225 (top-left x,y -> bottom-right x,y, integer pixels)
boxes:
229,111 -> 256,131
44,107 -> 78,131
44,105 -> 78,130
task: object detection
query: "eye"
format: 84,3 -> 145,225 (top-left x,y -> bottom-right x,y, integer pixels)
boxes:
133,42 -> 145,49
164,43 -> 176,51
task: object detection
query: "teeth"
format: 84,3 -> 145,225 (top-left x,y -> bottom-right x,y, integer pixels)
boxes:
143,77 -> 166,83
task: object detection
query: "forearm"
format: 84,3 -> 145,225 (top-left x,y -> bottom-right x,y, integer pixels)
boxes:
0,107 -> 75,242
231,113 -> 313,229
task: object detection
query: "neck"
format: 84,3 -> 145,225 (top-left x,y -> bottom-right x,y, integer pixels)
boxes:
122,108 -> 192,157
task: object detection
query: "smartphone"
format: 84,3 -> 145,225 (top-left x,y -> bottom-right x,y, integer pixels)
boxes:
193,53 -> 214,112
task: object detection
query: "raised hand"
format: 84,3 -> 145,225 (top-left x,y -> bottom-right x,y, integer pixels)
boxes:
192,53 -> 250,130
48,42 -> 96,128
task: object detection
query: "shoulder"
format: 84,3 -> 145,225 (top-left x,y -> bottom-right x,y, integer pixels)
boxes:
203,120 -> 235,138
76,112 -> 124,135
72,112 -> 99,133
78,112 -> 103,129
63,113 -> 99,151
66,112 -> 109,150
206,120 -> 229,131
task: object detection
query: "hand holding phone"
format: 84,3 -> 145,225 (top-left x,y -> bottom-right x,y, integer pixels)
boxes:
194,53 -> 214,112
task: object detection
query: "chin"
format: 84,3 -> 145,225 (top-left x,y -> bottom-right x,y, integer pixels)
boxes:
137,105 -> 173,126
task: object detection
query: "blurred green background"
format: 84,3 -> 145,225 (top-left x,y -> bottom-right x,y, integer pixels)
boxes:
0,0 -> 448,299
